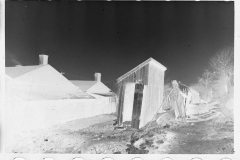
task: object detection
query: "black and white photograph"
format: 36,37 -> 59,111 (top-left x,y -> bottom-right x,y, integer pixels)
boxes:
4,0 -> 236,157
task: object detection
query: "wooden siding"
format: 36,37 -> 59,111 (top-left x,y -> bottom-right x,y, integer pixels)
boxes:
117,57 -> 167,82
116,64 -> 149,125
116,83 -> 125,125
139,62 -> 165,128
116,59 -> 166,128
117,64 -> 149,86
131,84 -> 144,129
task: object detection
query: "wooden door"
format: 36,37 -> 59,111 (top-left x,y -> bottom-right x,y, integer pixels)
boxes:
131,83 -> 144,129
117,84 -> 125,125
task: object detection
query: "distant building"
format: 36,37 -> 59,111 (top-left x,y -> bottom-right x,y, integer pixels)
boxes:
70,73 -> 117,110
70,73 -> 115,97
116,57 -> 167,129
189,88 -> 200,104
5,55 -> 92,101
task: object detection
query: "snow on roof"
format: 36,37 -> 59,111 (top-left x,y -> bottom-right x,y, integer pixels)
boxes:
70,80 -> 97,91
5,65 -> 45,78
5,65 -> 95,100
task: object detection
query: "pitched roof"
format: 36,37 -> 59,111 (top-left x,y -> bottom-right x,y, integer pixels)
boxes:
70,80 -> 97,91
5,65 -> 94,100
117,57 -> 167,82
5,65 -> 45,78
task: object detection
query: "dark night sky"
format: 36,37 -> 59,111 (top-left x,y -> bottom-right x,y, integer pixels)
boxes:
6,2 -> 234,89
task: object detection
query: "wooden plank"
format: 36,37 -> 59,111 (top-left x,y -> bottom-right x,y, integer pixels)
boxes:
144,64 -> 149,85
122,83 -> 135,122
117,82 -> 125,125
131,83 -> 144,129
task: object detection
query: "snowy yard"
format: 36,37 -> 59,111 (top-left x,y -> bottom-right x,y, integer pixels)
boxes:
8,106 -> 234,154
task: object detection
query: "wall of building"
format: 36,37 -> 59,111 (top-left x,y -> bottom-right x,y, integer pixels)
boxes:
139,61 -> 165,128
6,98 -> 116,131
117,64 -> 149,89
116,64 -> 149,125
5,98 -> 116,148
116,60 -> 166,128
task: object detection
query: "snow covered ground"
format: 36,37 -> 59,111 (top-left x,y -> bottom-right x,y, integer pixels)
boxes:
7,110 -> 234,154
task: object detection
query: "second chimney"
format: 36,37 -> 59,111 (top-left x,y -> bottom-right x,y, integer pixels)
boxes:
39,54 -> 49,65
94,73 -> 101,82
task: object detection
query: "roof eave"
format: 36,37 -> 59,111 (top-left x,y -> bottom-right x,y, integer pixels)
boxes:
117,57 -> 167,82
5,64 -> 47,79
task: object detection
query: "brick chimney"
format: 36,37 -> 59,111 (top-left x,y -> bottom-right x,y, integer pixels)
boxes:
94,73 -> 101,82
39,54 -> 48,65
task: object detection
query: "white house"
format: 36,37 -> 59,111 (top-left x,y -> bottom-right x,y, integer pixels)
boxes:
70,73 -> 115,97
5,55 -> 92,101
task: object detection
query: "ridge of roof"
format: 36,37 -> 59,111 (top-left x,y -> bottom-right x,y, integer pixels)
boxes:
117,57 -> 167,82
70,80 -> 97,91
5,65 -> 47,79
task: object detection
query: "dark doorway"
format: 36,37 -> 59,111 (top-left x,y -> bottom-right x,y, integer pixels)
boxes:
131,83 -> 144,129
117,83 -> 125,126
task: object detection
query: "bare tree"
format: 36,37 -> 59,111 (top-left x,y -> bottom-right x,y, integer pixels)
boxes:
198,69 -> 215,87
209,46 -> 234,93
197,69 -> 215,100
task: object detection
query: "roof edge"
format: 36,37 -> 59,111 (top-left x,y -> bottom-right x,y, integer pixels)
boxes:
117,57 -> 167,82
69,80 -> 98,91
85,82 -> 98,91
5,64 -> 47,79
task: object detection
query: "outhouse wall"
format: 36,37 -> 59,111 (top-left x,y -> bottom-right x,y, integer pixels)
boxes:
116,64 -> 149,123
116,59 -> 166,128
139,61 -> 165,128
